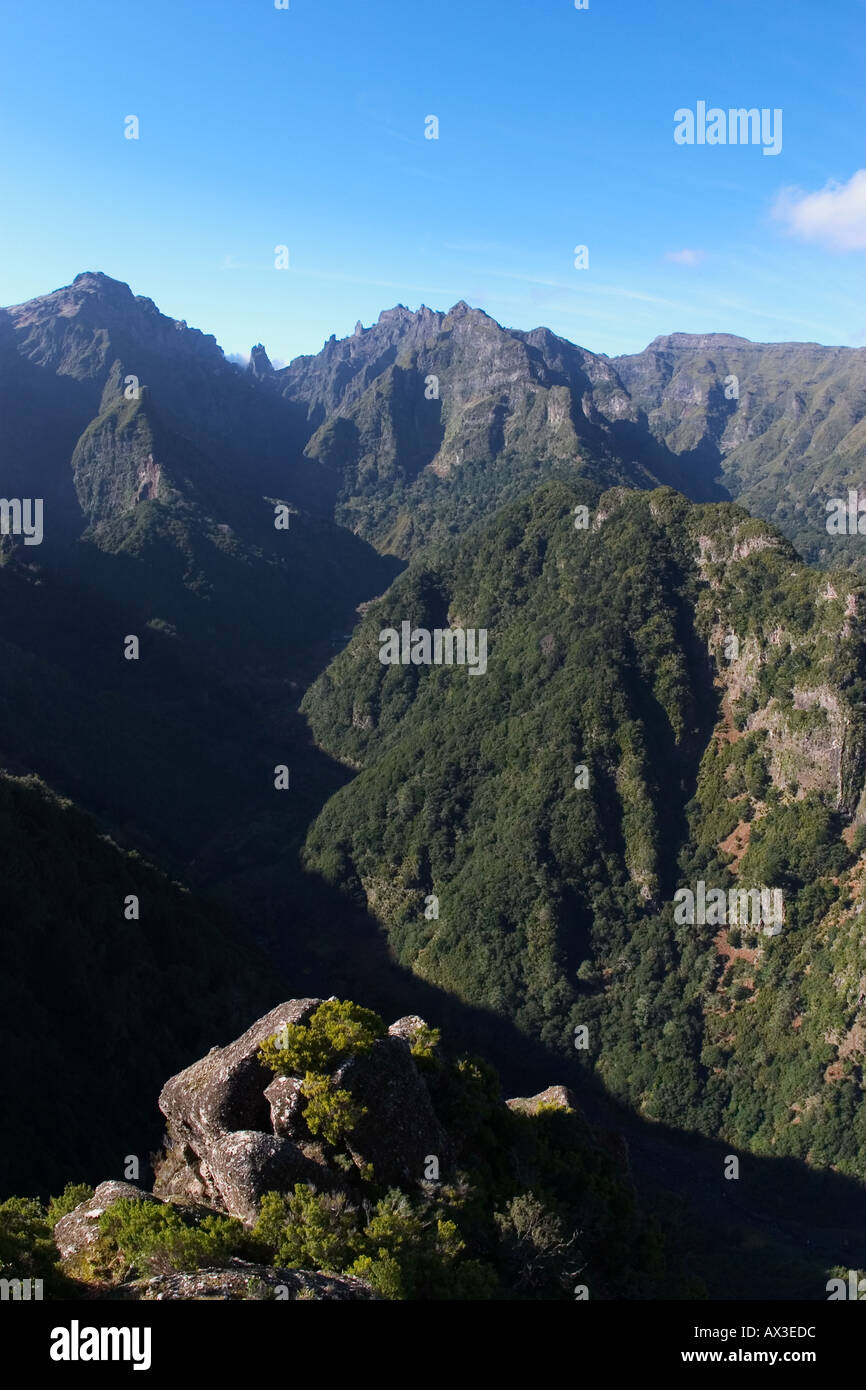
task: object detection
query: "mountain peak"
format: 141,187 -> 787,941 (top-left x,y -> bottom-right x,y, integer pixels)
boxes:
70,271 -> 134,298
377,305 -> 414,325
644,331 -> 754,352
248,343 -> 274,378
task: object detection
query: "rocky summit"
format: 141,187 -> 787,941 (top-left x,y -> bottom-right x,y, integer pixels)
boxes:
45,997 -> 685,1301
152,999 -> 450,1219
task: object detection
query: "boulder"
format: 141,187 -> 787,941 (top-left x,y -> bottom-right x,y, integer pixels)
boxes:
153,999 -> 452,1218
157,999 -> 322,1153
387,1015 -> 430,1046
506,1085 -> 581,1116
264,1074 -> 305,1139
154,1000 -> 322,1207
207,1131 -> 330,1224
54,1181 -> 158,1261
334,1035 -> 452,1186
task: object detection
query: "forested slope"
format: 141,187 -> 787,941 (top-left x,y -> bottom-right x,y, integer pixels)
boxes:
302,482 -> 866,1178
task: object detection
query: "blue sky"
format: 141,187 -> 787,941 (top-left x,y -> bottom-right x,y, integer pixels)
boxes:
1,0 -> 864,362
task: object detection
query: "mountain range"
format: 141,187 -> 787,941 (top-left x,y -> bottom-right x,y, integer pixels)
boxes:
2,272 -> 866,1298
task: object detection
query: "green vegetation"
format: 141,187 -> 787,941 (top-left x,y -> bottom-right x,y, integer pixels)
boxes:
301,483 -> 866,1180
258,1000 -> 385,1076
258,1001 -> 387,1148
0,1183 -> 96,1295
94,1201 -> 250,1280
299,1074 -> 366,1146
247,1034 -> 694,1300
0,1197 -> 68,1294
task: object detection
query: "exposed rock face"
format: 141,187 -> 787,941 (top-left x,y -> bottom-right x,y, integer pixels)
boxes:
153,998 -> 449,1215
695,523 -> 866,816
264,1074 -> 305,1138
387,1014 -> 429,1045
158,999 -> 321,1148
334,1035 -> 452,1186
248,344 -> 274,379
154,999 -> 322,1213
506,1085 -> 580,1116
54,1182 -> 158,1261
136,452 -> 161,502
124,1262 -> 377,1301
207,1131 -> 329,1224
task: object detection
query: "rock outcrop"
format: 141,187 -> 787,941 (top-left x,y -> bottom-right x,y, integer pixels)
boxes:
248,343 -> 274,380
51,998 -> 614,1300
154,998 -> 451,1211
264,1075 -> 304,1138
334,1034 -> 452,1187
206,1131 -> 329,1224
506,1085 -> 580,1116
154,999 -> 322,1213
54,1181 -> 159,1261
123,1262 -> 377,1301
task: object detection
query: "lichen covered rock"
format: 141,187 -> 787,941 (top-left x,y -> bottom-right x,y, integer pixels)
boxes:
54,1181 -> 158,1260
125,1261 -> 376,1301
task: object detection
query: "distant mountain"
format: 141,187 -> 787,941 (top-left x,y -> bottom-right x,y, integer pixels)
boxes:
1,272 -> 314,529
0,273 -> 400,846
7,274 -> 866,575
614,332 -> 866,573
274,302 -> 726,556
271,305 -> 866,571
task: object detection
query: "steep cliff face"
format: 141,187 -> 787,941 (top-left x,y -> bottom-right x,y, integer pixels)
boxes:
0,272 -> 330,545
690,507 -> 866,817
292,304 -> 718,556
282,311 -> 866,571
71,394 -> 173,523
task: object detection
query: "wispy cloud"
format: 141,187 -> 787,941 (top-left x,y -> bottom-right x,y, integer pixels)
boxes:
294,265 -> 452,300
664,249 -> 706,266
473,265 -> 694,311
772,170 -> 866,252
